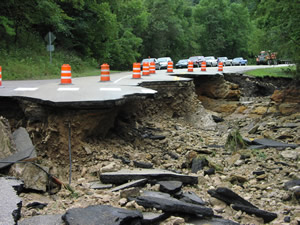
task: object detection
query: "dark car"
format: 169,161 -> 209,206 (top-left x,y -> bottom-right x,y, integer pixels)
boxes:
188,56 -> 205,67
140,58 -> 160,70
175,59 -> 189,69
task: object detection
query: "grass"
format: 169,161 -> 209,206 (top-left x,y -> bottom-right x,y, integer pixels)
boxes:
0,45 -> 101,81
245,65 -> 296,78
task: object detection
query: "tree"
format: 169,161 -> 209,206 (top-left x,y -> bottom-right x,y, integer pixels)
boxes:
255,0 -> 300,77
193,0 -> 251,58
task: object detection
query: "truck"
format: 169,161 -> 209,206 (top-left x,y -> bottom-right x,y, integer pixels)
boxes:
256,51 -> 278,65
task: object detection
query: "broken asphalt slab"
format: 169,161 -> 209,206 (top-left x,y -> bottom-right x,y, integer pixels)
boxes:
232,204 -> 277,223
18,214 -> 63,225
62,205 -> 143,225
208,187 -> 257,208
0,177 -> 22,225
100,168 -> 198,185
250,138 -> 298,149
208,187 -> 277,223
130,195 -> 213,217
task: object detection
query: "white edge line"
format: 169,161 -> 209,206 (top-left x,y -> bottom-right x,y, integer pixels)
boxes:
113,75 -> 132,84
14,87 -> 38,91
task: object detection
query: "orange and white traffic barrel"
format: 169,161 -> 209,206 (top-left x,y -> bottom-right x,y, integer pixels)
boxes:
0,66 -> 2,87
150,61 -> 156,74
188,61 -> 193,72
201,61 -> 207,72
167,61 -> 173,73
100,63 -> 110,81
132,63 -> 141,79
142,62 -> 150,76
61,64 -> 72,84
218,61 -> 223,72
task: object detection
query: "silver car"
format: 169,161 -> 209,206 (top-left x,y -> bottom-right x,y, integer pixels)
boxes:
157,57 -> 172,70
205,56 -> 218,67
217,57 -> 232,66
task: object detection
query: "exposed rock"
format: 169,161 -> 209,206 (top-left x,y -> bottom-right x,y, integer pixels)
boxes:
142,212 -> 168,225
120,187 -> 141,199
62,205 -> 143,225
158,180 -> 182,194
0,177 -> 22,224
100,162 -> 119,173
280,150 -> 299,160
179,191 -> 206,206
9,163 -> 49,192
89,181 -> 113,190
271,87 -> 300,103
252,170 -> 265,176
133,161 -> 153,169
0,117 -> 17,159
278,102 -> 300,115
100,169 -> 198,185
191,157 -> 208,173
26,201 -> 48,209
284,179 -> 300,190
18,214 -> 63,225
131,195 -> 213,217
141,190 -> 171,199
212,114 -> 224,123
204,168 -> 215,176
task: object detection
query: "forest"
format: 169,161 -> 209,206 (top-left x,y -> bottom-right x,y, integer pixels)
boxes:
0,0 -> 299,77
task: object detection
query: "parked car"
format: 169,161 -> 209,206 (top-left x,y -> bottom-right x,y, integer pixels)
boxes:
157,57 -> 172,70
232,57 -> 248,66
217,57 -> 232,66
175,59 -> 189,69
188,56 -> 205,67
205,56 -> 218,67
140,58 -> 160,70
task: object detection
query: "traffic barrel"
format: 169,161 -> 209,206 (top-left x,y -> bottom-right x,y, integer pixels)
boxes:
150,61 -> 156,74
142,62 -> 150,76
132,63 -> 141,79
167,61 -> 173,73
188,61 -> 193,72
61,64 -> 72,84
100,63 -> 110,81
201,61 -> 207,72
218,61 -> 223,72
0,66 -> 2,87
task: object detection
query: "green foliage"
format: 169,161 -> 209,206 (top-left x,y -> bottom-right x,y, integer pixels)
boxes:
254,0 -> 300,78
252,149 -> 267,160
225,128 -> 247,152
0,0 -> 299,78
